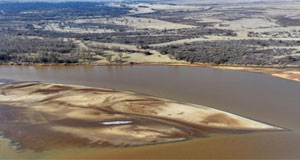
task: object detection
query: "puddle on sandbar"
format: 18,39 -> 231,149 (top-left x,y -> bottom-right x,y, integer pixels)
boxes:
101,121 -> 133,125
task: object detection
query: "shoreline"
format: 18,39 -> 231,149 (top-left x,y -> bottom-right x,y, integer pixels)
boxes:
1,62 -> 300,82
2,61 -> 300,68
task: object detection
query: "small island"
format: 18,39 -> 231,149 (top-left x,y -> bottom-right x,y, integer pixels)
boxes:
0,82 -> 281,151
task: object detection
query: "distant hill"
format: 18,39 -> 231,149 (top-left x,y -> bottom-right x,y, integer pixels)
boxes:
0,0 -> 122,2
0,0 -> 297,4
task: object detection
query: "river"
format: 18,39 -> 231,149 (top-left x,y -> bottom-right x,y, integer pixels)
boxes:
0,65 -> 300,159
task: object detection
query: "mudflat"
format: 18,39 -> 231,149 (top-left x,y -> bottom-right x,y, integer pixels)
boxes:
0,82 -> 280,151
213,66 -> 300,82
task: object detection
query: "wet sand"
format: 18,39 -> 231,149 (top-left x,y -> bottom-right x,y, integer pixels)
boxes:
213,66 -> 300,82
0,82 -> 280,152
55,131 -> 300,159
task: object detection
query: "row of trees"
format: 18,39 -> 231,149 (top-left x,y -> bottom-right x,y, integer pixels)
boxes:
0,35 -> 81,64
156,40 -> 300,66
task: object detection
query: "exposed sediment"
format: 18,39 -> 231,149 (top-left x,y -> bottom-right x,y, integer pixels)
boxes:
0,82 -> 282,151
212,66 -> 300,82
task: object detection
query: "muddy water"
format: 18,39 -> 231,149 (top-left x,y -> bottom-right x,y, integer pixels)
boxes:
0,65 -> 300,159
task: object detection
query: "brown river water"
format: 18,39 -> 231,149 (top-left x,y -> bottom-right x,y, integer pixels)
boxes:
0,65 -> 300,159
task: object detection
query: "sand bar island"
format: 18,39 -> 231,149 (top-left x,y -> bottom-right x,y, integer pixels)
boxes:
0,82 -> 282,151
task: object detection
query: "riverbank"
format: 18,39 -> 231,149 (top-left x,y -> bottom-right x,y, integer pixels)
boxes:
212,66 -> 300,82
0,82 -> 281,151
1,62 -> 300,82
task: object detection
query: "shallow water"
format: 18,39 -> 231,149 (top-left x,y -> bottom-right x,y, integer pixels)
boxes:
0,65 -> 300,159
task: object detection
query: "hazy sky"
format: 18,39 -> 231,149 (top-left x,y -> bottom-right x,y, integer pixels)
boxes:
0,0 -> 293,3
0,0 -> 284,1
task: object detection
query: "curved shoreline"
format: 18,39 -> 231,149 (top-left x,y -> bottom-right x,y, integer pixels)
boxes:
0,82 -> 282,151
